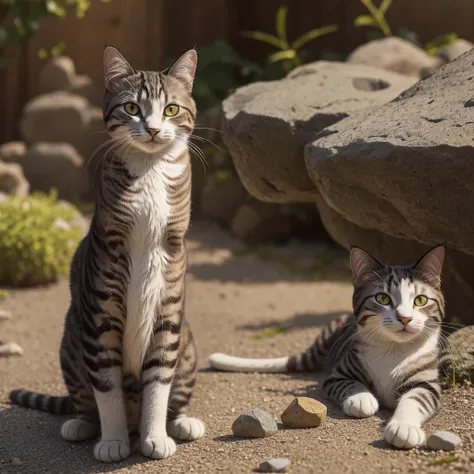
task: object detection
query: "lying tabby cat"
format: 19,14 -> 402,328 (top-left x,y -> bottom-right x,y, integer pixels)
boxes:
10,46 -> 205,462
210,246 -> 445,449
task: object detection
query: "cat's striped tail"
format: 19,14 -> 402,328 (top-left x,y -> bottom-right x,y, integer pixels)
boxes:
209,314 -> 352,373
9,389 -> 75,414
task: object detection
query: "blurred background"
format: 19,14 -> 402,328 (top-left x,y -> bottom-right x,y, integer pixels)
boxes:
0,0 -> 473,289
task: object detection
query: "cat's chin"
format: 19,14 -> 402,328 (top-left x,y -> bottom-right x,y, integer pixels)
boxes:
131,140 -> 170,154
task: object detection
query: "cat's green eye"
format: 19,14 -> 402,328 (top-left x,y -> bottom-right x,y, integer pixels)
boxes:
124,102 -> 140,115
375,293 -> 391,305
414,295 -> 428,307
164,104 -> 180,117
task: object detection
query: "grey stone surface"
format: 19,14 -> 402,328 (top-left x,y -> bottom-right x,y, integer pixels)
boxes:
347,36 -> 442,78
231,408 -> 278,438
223,61 -> 415,203
427,431 -> 462,451
257,458 -> 291,473
18,143 -> 85,202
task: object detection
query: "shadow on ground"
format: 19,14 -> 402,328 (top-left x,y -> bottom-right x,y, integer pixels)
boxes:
238,311 -> 350,333
0,405 -> 149,474
186,221 -> 351,284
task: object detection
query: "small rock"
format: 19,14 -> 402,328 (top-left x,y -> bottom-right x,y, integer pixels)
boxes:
0,161 -> 29,197
39,56 -> 76,94
201,176 -> 247,225
0,141 -> 27,163
18,143 -> 85,202
0,310 -> 12,320
347,36 -> 442,78
231,408 -> 278,438
231,200 -> 292,243
281,397 -> 327,428
427,431 -> 462,451
437,39 -> 473,63
257,458 -> 291,473
20,91 -> 89,147
0,342 -> 24,357
10,457 -> 23,466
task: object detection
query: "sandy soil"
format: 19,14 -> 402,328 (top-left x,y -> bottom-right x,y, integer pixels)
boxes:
1,222 -> 473,474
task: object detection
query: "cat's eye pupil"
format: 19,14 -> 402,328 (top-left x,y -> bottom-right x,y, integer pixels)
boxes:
414,295 -> 427,306
125,103 -> 139,115
375,293 -> 391,305
165,104 -> 179,117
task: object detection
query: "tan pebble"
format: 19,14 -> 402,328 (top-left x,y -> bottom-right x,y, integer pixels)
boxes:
281,397 -> 327,428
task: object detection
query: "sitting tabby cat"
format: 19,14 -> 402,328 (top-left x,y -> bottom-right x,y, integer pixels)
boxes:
209,246 -> 445,449
10,46 -> 205,463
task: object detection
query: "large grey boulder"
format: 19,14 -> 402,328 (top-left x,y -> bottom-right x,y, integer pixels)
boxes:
347,36 -> 442,78
223,61 -> 416,204
306,49 -> 474,256
305,49 -> 474,322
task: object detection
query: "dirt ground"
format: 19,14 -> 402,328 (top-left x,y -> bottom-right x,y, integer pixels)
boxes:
1,222 -> 473,474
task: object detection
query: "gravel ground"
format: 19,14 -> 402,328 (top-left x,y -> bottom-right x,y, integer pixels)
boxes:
1,222 -> 473,474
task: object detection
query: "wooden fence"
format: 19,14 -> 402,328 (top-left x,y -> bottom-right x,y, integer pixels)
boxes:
1,0 -> 474,143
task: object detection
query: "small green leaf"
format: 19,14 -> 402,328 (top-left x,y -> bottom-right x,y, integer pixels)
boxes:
268,49 -> 296,63
354,14 -> 377,28
242,31 -> 284,49
0,28 -> 8,47
292,25 -> 338,50
275,5 -> 289,48
379,0 -> 393,14
38,48 -> 48,59
429,456 -> 457,466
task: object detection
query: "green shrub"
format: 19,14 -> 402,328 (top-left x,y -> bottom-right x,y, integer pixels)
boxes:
0,192 -> 83,286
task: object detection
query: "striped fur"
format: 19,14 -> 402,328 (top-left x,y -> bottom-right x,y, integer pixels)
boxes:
209,245 -> 446,449
9,47 -> 204,463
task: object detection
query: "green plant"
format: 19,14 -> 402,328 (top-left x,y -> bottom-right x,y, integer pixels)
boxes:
243,5 -> 338,73
0,191 -> 83,286
181,39 -> 263,110
355,0 -> 393,37
0,0 -> 112,68
253,323 -> 286,340
429,456 -> 457,466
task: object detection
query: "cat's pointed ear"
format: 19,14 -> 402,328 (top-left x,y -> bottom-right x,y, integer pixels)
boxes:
414,245 -> 445,286
103,46 -> 135,90
350,247 -> 383,285
168,49 -> 197,92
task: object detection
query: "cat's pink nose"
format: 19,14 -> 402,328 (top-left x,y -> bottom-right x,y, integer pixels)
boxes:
398,316 -> 412,326
146,128 -> 160,137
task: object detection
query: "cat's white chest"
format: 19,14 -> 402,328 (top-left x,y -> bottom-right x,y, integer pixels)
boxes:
363,349 -> 407,408
122,169 -> 171,376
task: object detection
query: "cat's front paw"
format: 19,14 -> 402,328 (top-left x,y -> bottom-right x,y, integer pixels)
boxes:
141,435 -> 176,459
167,416 -> 206,441
94,439 -> 131,463
343,392 -> 379,418
384,420 -> 425,449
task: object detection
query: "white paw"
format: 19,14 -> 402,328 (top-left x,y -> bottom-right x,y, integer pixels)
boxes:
94,439 -> 131,463
61,418 -> 99,442
343,392 -> 379,418
384,420 -> 425,449
167,417 -> 206,441
141,435 -> 176,459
